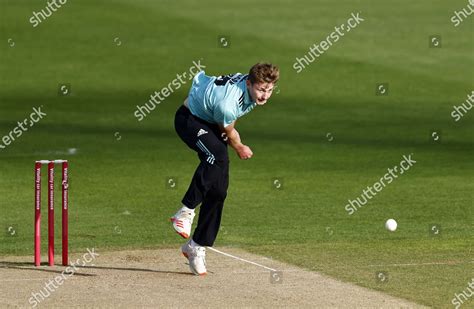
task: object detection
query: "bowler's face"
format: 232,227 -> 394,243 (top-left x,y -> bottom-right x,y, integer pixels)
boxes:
246,81 -> 274,105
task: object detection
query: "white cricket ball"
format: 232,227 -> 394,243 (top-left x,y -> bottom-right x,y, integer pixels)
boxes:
385,219 -> 397,232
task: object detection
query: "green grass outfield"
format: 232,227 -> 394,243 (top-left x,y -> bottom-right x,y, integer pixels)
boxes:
1,0 -> 472,306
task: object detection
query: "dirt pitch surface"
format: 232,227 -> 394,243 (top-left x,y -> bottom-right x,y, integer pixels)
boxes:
0,247 -> 425,308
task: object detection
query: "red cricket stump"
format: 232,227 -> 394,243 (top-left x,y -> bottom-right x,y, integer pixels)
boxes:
62,161 -> 69,266
34,162 -> 42,266
48,162 -> 55,266
34,159 -> 69,267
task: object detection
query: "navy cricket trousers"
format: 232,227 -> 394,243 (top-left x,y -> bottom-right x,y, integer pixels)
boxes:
174,105 -> 229,247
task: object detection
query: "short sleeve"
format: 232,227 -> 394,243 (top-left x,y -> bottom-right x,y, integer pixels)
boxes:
213,102 -> 237,127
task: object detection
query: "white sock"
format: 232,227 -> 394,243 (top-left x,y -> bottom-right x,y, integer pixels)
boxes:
181,205 -> 195,213
190,239 -> 201,247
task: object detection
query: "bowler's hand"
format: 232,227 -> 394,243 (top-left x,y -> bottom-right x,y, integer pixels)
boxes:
237,145 -> 253,160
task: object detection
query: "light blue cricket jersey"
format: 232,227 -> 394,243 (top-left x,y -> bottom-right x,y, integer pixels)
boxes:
187,71 -> 257,127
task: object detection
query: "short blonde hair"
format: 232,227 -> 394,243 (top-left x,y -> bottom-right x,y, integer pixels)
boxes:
248,63 -> 279,84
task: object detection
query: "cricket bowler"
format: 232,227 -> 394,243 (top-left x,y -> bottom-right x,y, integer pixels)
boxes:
170,63 -> 280,275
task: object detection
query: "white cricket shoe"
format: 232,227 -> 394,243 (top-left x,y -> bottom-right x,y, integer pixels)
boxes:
181,240 -> 207,276
170,207 -> 195,239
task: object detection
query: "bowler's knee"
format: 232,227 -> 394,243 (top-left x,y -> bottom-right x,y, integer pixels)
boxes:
211,185 -> 228,202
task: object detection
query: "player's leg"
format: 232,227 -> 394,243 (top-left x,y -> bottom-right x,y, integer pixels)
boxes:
174,105 -> 226,206
172,104 -> 227,239
191,156 -> 229,247
173,104 -> 228,275
181,134 -> 228,209
171,105 -> 202,238
180,130 -> 228,275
